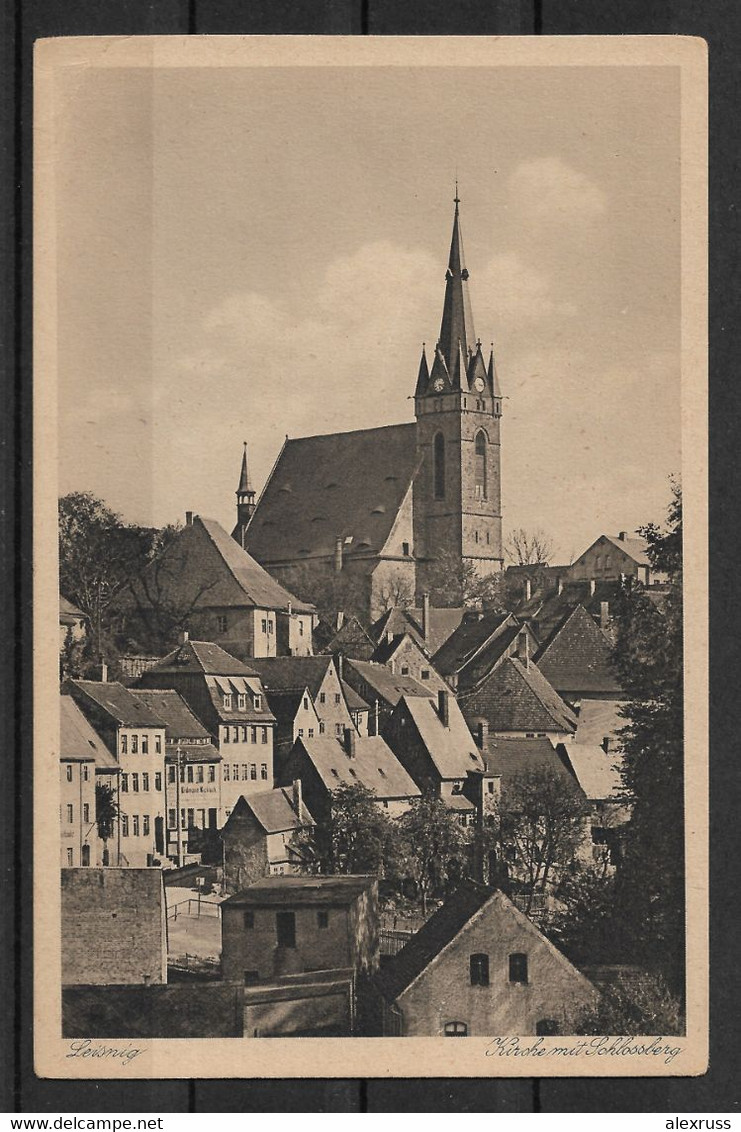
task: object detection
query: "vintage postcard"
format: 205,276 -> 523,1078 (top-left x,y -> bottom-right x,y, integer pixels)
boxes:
34,35 -> 707,1078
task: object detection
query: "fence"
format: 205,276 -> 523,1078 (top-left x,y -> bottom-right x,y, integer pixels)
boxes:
379,929 -> 413,957
167,896 -> 222,921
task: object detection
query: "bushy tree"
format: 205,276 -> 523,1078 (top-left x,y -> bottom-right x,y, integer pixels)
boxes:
424,548 -> 509,611
574,972 -> 684,1037
95,782 -> 119,866
397,794 -> 472,913
306,782 -> 401,876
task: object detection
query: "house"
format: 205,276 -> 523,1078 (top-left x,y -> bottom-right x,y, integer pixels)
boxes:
124,512 -> 315,658
62,867 -> 167,986
315,614 -> 377,661
59,695 -> 118,867
510,576 -> 623,645
570,697 -> 625,751
240,197 -> 505,619
382,691 -> 486,824
370,595 -> 465,658
457,656 -> 578,743
340,678 -> 370,737
221,875 -> 379,983
221,783 -> 315,894
556,741 -> 631,867
135,638 -> 276,819
249,655 -> 356,742
533,604 -> 623,704
59,595 -> 87,653
432,610 -> 539,693
570,532 -> 660,586
261,685 -> 323,773
342,658 -> 431,733
66,679 -> 167,867
280,729 -> 421,822
131,688 -> 222,861
369,631 -> 449,698
374,880 -> 597,1036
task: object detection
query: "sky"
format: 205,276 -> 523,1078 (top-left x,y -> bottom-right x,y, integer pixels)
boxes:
54,58 -> 682,564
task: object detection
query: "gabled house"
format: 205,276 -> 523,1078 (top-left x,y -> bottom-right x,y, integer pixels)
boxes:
131,688 -> 222,860
533,604 -> 623,704
65,679 -> 167,867
382,692 -> 486,824
124,513 -> 315,658
432,610 -> 539,694
221,783 -> 315,894
556,742 -> 630,868
369,631 -> 449,697
135,638 -> 276,818
249,655 -> 356,742
316,614 -> 377,662
261,685 -> 323,774
370,597 -> 465,658
457,656 -> 578,743
340,679 -> 370,737
570,532 -> 660,585
59,695 -> 118,867
374,880 -> 597,1036
342,658 -> 431,733
280,729 -> 421,822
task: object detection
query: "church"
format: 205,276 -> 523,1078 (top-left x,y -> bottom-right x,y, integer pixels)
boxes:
232,194 -> 504,619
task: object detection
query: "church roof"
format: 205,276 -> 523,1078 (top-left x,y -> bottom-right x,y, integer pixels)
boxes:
438,196 -> 476,380
244,423 -> 419,565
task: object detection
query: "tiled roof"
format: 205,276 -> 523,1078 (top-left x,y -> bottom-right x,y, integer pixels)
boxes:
340,680 -> 369,713
512,580 -> 621,642
431,611 -> 516,678
343,659 -> 430,708
481,736 -> 584,800
371,605 -> 465,657
249,656 -> 335,700
60,695 -> 118,768
223,789 -> 314,835
376,880 -> 494,1001
395,695 -> 484,779
244,423 -> 420,564
203,675 -> 275,724
224,875 -> 375,907
196,517 -> 315,612
261,687 -> 310,727
69,680 -> 165,728
131,689 -> 212,740
460,657 -> 577,734
296,734 -> 421,801
534,605 -> 623,696
142,640 -> 257,677
557,742 -> 622,801
601,534 -> 651,566
317,616 -> 377,660
572,699 -> 625,747
60,595 -> 86,622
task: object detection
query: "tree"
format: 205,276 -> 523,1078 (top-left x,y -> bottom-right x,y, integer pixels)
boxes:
375,571 -> 416,613
611,479 -> 684,993
574,972 -> 684,1037
95,782 -> 119,866
548,864 -> 625,968
505,527 -> 555,566
305,782 -> 400,876
424,548 -> 509,611
397,794 -> 472,914
497,766 -> 589,914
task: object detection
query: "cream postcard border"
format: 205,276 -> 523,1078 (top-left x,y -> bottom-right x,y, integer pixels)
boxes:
33,34 -> 708,1079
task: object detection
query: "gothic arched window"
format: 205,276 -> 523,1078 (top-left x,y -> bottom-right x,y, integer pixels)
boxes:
433,432 -> 446,500
474,431 -> 487,500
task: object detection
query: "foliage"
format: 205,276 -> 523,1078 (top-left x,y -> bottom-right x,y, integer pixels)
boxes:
397,794 -> 472,913
504,527 -> 555,567
95,782 -> 119,860
304,782 -> 401,876
574,972 -> 684,1037
279,564 -> 373,628
548,864 -> 626,967
424,548 -> 509,611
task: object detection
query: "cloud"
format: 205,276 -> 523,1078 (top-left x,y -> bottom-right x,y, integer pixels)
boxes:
508,157 -> 607,225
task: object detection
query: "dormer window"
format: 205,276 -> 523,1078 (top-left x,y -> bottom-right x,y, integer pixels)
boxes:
253,694 -> 262,711
223,693 -> 232,710
237,693 -> 246,711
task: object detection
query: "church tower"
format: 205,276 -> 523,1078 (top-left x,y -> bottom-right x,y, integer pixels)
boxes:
414,191 -> 503,588
232,442 -> 256,548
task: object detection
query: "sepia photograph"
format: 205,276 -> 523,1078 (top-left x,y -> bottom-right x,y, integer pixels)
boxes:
34,35 -> 707,1078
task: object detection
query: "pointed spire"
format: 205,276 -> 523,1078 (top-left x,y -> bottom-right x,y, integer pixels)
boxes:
414,343 -> 430,397
488,345 -> 502,398
233,442 -> 256,549
237,441 -> 252,496
438,189 -> 476,372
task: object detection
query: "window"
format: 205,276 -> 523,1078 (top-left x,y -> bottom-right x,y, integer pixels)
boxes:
167,766 -> 176,784
143,815 -> 150,837
308,728 -> 314,738
132,773 -> 139,792
268,620 -> 274,635
197,766 -> 204,783
197,809 -> 205,827
254,695 -> 262,710
487,780 -> 495,794
238,693 -> 246,710
250,764 -> 257,780
121,774 -> 128,793
82,764 -> 89,781
595,555 -> 601,570
299,621 -> 304,636
121,815 -> 129,837
155,735 -> 162,754
239,725 -> 247,741
334,693 -> 341,704
217,614 -> 228,633
121,735 -> 128,755
433,432 -> 446,499
251,727 -> 257,743
261,619 -> 268,634
232,764 -> 238,780
319,722 -> 325,734
66,848 -> 74,866
509,953 -> 528,984
83,803 -> 90,823
154,772 -> 162,792
208,765 -> 215,783
187,766 -> 194,784
232,725 -> 239,742
474,431 -> 487,500
605,554 -> 612,569
536,1019 -> 559,1036
335,724 -> 343,736
317,910 -> 329,929
141,735 -> 149,754
244,765 -> 250,780
65,765 -> 73,783
298,728 -> 304,738
470,953 -> 490,986
223,693 -> 232,710
276,911 -> 296,949
223,765 -> 230,781
303,697 -> 309,711
401,666 -> 410,676
168,809 -> 176,829
320,693 -> 326,704
187,808 -> 195,828
402,541 -> 410,556
243,910 -> 255,929
131,735 -> 138,754
261,727 -> 268,744
421,669 -> 430,680
474,530 -> 479,544
142,773 -> 149,792
348,767 -> 357,778
444,1022 -> 468,1037
261,764 -> 268,780
223,727 -> 230,743
132,815 -> 140,837
66,804 -> 74,823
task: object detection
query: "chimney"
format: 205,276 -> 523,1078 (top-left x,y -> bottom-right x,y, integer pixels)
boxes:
556,576 -> 564,595
600,601 -> 610,629
437,689 -> 450,728
99,661 -> 108,683
287,601 -> 292,617
334,538 -> 343,574
618,531 -> 627,541
516,630 -> 530,668
337,653 -> 344,680
524,577 -> 532,601
589,578 -> 596,597
343,728 -> 357,758
336,611 -> 345,631
474,718 -> 488,749
373,698 -> 380,737
185,511 -> 193,526
291,778 -> 302,818
179,630 -> 189,645
422,592 -> 431,642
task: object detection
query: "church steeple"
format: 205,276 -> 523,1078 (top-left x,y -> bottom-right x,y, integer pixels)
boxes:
232,442 -> 256,548
437,187 -> 476,378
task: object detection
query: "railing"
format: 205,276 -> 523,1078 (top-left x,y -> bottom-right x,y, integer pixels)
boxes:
167,896 -> 222,921
380,929 -> 413,957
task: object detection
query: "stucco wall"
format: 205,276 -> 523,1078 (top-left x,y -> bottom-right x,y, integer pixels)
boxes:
222,900 -> 362,983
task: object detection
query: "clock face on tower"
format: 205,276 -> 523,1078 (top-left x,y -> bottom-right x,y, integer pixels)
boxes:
473,377 -> 485,392
432,377 -> 445,392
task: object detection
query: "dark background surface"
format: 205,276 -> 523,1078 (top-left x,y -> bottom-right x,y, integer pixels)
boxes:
3,0 -> 739,1114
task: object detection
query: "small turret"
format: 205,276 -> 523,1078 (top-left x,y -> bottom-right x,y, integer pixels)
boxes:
232,442 -> 256,549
